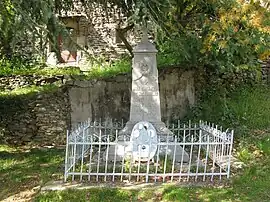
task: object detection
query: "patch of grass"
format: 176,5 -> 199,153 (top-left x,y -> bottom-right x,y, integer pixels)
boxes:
0,145 -> 64,201
225,85 -> 270,131
34,158 -> 270,202
257,136 -> 270,155
0,58 -> 131,77
84,59 -> 131,79
188,85 -> 270,137
0,56 -> 82,76
0,59 -> 131,98
0,66 -> 82,76
37,67 -> 82,76
35,188 -> 138,202
0,84 -> 60,98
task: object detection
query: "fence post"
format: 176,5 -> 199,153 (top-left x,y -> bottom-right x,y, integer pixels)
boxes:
64,130 -> 69,182
227,130 -> 234,178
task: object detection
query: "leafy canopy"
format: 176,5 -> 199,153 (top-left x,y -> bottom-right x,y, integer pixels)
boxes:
0,0 -> 269,73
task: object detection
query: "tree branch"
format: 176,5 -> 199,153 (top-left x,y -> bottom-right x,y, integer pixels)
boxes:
116,23 -> 134,57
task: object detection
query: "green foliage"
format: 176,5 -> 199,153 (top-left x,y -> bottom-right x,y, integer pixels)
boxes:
237,148 -> 253,163
257,137 -> 270,155
84,58 -> 131,79
0,57 -> 38,75
0,0 -> 75,61
157,32 -> 202,67
0,84 -> 60,98
156,0 -> 270,73
200,1 -> 270,72
187,84 -> 270,137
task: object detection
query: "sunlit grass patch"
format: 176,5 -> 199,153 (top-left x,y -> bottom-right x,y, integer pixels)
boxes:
0,145 -> 64,201
0,144 -> 18,152
0,84 -> 60,98
85,59 -> 131,79
188,85 -> 270,137
0,59 -> 131,98
0,58 -> 131,77
35,188 -> 138,202
34,173 -> 270,202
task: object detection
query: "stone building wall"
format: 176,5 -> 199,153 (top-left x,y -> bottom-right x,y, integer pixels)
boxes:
82,4 -> 141,58
48,3 -> 142,65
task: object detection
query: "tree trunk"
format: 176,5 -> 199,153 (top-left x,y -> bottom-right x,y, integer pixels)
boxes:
116,23 -> 134,57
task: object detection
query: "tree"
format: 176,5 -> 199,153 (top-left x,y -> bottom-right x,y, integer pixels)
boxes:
0,0 -> 173,60
0,0 -> 75,61
0,0 -> 269,71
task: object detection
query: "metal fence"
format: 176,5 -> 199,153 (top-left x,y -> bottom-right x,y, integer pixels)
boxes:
64,120 -> 234,183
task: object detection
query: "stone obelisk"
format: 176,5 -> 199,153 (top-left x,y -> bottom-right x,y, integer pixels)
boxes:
117,30 -> 189,162
120,30 -> 171,138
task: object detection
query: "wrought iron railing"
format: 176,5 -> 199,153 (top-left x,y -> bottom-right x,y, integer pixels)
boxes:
64,120 -> 234,183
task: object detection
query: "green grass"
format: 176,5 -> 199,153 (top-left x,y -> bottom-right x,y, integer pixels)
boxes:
0,58 -> 131,77
33,151 -> 270,202
0,84 -> 60,98
32,135 -> 270,202
188,85 -> 270,137
0,64 -> 129,77
0,145 -> 64,201
83,59 -> 131,79
0,63 -> 82,76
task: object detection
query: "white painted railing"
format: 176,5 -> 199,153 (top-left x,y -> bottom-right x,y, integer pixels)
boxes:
64,120 -> 233,183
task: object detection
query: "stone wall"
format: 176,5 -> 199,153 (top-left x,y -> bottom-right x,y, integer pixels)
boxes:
0,75 -> 70,145
0,75 -> 66,90
68,68 -> 195,125
262,61 -> 270,85
0,87 -> 70,145
0,68 -> 196,145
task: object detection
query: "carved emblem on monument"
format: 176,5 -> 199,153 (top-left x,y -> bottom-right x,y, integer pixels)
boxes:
130,121 -> 158,161
133,61 -> 151,82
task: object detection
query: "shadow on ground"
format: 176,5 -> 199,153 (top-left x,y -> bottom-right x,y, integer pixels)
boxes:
0,146 -> 64,201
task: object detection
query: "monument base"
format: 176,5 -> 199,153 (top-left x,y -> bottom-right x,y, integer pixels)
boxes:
117,121 -> 190,162
119,121 -> 173,141
104,143 -> 190,163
